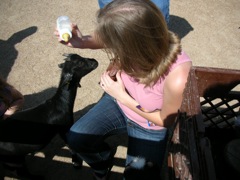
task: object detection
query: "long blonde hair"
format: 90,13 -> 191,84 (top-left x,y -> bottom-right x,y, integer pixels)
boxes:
95,0 -> 181,86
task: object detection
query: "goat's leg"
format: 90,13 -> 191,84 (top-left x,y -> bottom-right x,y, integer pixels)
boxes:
13,165 -> 43,180
71,151 -> 83,169
59,131 -> 83,168
2,157 -> 43,180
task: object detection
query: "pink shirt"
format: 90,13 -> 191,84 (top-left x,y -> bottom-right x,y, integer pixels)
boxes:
117,51 -> 191,130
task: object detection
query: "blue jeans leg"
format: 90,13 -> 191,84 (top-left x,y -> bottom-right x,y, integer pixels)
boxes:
67,93 -> 127,172
125,118 -> 168,169
67,93 -> 168,175
98,0 -> 170,23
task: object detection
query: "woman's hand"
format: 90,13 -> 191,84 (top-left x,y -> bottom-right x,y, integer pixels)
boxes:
54,24 -> 103,49
54,24 -> 83,48
100,71 -> 128,103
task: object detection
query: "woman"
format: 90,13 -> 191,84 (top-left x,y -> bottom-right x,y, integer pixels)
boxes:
0,77 -> 24,120
55,0 -> 191,179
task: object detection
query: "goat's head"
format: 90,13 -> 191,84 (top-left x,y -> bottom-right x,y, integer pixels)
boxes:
58,54 -> 98,88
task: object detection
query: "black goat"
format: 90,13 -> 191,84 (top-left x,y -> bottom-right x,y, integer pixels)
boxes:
0,54 -> 98,178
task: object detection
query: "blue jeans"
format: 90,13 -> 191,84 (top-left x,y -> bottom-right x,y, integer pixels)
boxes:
98,0 -> 170,23
67,94 -> 168,174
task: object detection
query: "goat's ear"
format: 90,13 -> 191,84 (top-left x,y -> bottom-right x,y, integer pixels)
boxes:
62,53 -> 71,61
58,63 -> 64,69
64,58 -> 71,62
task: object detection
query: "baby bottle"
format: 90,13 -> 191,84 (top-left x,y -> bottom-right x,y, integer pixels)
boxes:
57,16 -> 72,42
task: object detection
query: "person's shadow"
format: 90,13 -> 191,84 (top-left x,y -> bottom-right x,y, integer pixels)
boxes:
0,26 -> 37,79
168,15 -> 194,39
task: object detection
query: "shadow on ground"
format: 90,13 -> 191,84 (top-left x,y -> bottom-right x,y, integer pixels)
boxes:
168,15 -> 194,39
0,26 -> 37,79
1,133 -> 128,180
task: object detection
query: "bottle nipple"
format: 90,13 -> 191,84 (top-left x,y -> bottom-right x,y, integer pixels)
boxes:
62,33 -> 70,42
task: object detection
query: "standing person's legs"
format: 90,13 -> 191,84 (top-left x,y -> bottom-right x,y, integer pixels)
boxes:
151,0 -> 170,23
98,0 -> 170,23
98,0 -> 112,8
67,93 -> 127,176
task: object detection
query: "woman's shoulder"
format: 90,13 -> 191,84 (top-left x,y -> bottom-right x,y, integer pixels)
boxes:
172,51 -> 192,69
164,58 -> 192,95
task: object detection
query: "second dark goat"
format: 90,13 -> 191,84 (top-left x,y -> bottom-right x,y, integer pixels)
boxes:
0,54 -> 98,178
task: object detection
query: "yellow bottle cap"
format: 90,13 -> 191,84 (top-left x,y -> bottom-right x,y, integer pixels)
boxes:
62,33 -> 70,42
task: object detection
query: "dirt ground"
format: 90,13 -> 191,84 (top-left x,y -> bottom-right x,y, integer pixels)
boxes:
0,0 -> 239,179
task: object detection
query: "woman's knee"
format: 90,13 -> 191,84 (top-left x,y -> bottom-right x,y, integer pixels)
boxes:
67,130 -> 106,153
67,130 -> 90,152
